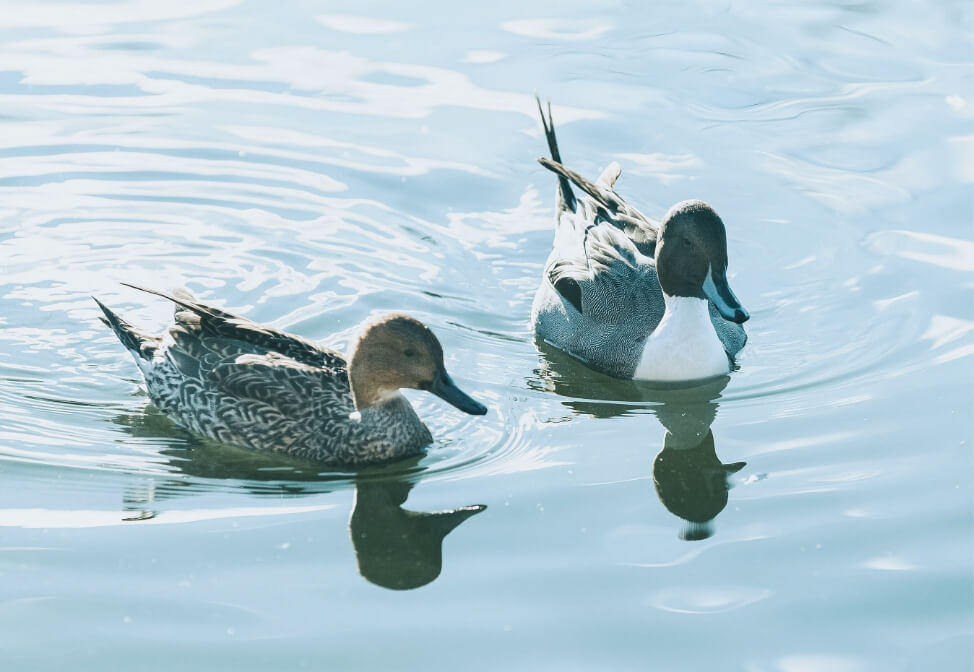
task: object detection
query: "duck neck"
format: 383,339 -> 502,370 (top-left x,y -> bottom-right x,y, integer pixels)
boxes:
349,375 -> 400,411
347,347 -> 400,411
350,384 -> 409,421
633,294 -> 729,381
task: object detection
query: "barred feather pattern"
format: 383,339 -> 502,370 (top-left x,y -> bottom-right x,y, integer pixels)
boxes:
100,289 -> 434,465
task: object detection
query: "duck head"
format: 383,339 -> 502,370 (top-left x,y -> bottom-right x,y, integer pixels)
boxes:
655,200 -> 749,324
348,314 -> 487,415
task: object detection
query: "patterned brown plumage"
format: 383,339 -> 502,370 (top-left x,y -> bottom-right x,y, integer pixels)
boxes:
94,285 -> 486,466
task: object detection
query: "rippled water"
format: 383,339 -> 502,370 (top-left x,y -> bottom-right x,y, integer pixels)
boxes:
1,1 -> 972,670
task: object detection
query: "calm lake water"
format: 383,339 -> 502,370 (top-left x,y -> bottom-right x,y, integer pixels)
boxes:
1,1 -> 972,670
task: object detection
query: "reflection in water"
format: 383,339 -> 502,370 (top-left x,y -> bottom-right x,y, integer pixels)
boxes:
534,342 -> 745,539
115,409 -> 485,589
652,408 -> 746,541
351,470 -> 485,590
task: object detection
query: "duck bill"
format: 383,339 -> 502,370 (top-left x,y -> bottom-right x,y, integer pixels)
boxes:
703,266 -> 749,324
431,371 -> 487,415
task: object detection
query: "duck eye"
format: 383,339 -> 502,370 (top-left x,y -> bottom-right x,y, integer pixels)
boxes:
683,238 -> 693,248
403,348 -> 416,358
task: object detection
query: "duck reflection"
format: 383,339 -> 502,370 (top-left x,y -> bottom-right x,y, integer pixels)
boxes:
350,468 -> 485,590
113,408 -> 485,589
534,342 -> 746,539
652,398 -> 746,541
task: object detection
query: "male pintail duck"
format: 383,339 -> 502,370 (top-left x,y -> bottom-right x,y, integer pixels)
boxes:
94,284 -> 487,465
531,99 -> 749,382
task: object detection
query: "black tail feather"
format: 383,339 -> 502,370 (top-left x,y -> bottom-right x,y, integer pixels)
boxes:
535,95 -> 577,212
119,282 -> 249,326
119,282 -> 229,320
92,296 -> 158,360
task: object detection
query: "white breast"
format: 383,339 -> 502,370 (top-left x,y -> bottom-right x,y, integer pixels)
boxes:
633,296 -> 729,382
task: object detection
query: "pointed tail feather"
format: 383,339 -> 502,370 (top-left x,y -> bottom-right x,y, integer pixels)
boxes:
92,296 -> 159,361
537,156 -> 658,233
118,282 -> 239,321
535,96 -> 577,213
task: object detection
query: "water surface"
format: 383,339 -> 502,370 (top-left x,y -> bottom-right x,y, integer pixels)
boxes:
0,1 -> 972,670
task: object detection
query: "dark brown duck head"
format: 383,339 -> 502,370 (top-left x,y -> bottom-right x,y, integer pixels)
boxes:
655,200 -> 749,324
347,314 -> 487,415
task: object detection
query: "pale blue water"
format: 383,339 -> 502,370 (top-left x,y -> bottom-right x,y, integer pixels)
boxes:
0,1 -> 972,670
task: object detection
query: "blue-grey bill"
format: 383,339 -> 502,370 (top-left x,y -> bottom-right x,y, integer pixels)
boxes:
431,372 -> 488,415
704,266 -> 749,323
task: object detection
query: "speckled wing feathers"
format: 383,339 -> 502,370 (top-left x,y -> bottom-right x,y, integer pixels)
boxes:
547,220 -> 658,323
122,283 -> 345,369
206,354 -> 353,457
212,353 -> 350,419
142,288 -> 351,415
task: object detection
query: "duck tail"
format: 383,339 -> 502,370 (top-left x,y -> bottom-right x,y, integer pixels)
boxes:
535,96 -> 577,213
92,296 -> 159,362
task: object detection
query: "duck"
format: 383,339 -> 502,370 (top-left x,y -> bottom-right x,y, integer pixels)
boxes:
530,99 -> 750,382
94,284 -> 487,466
